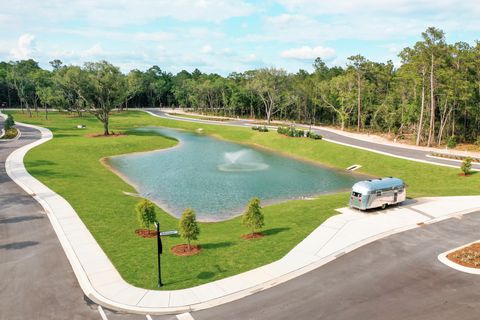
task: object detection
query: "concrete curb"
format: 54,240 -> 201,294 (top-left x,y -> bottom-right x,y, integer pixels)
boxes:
438,240 -> 480,275
4,114 -> 480,315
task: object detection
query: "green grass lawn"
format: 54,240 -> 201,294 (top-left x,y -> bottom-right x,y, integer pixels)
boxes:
8,110 -> 480,290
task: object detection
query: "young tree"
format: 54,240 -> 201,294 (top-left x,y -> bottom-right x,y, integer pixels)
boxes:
179,208 -> 200,251
4,114 -> 14,130
242,198 -> 265,236
135,199 -> 157,230
461,157 -> 472,176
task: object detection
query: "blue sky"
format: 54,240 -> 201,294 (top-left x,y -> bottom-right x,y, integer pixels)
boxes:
1,0 -> 479,75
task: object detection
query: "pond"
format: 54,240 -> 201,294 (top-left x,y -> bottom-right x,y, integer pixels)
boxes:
108,127 -> 360,221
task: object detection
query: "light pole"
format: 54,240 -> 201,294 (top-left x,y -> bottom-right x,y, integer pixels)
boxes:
153,221 -> 163,287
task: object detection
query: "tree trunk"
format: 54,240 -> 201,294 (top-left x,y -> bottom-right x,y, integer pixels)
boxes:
416,67 -> 426,146
45,104 -> 48,120
427,53 -> 435,147
103,115 -> 110,136
357,74 -> 361,132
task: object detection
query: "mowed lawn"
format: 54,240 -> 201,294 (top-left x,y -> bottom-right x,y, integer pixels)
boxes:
9,110 -> 480,290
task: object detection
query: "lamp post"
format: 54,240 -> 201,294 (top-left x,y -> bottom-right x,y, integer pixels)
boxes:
153,221 -> 163,287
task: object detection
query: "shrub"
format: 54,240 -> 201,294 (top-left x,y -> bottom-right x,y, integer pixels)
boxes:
447,136 -> 457,149
4,114 -> 14,131
461,157 -> 473,176
242,197 -> 265,235
135,199 -> 157,229
306,131 -> 323,140
179,208 -> 200,251
252,126 -> 268,132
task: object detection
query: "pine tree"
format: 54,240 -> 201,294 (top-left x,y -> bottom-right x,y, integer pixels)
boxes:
179,208 -> 200,251
242,198 -> 265,236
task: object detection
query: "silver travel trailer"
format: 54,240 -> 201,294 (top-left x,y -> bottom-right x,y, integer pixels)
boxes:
349,177 -> 406,210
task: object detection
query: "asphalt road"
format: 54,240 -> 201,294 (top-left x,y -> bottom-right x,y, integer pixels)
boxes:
146,109 -> 480,171
193,213 -> 480,320
0,121 -> 172,320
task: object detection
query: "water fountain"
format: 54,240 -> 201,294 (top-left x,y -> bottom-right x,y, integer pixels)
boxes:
218,149 -> 269,172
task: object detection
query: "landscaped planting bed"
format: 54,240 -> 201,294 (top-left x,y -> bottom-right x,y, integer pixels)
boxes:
447,243 -> 480,268
430,152 -> 480,163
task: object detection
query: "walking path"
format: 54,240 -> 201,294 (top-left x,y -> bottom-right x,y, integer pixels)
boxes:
2,110 -> 480,315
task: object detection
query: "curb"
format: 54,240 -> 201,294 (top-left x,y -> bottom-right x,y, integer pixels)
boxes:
438,240 -> 480,275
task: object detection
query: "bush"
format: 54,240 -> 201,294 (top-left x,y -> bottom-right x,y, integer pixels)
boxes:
306,131 -> 323,140
242,197 -> 265,235
179,208 -> 200,251
447,136 -> 457,149
4,114 -> 14,131
135,199 -> 157,229
252,126 -> 269,132
461,157 -> 473,176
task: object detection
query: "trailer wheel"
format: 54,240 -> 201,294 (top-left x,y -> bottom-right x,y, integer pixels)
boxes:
381,203 -> 388,210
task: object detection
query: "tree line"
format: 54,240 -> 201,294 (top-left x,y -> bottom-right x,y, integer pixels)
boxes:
0,27 -> 479,144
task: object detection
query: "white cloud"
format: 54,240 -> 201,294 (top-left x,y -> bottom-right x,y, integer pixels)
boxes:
133,32 -> 173,42
10,33 -> 36,60
81,44 -> 105,58
2,0 -> 257,28
201,44 -> 213,53
281,46 -> 336,60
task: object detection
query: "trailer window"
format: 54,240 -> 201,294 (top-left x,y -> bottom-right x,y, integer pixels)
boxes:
352,192 -> 361,197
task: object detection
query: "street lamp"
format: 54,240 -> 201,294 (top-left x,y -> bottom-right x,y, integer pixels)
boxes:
153,221 -> 163,287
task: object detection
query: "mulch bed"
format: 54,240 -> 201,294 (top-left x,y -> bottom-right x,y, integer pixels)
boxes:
171,244 -> 201,256
85,132 -> 127,138
135,229 -> 158,238
241,232 -> 264,240
447,242 -> 480,268
458,173 -> 473,177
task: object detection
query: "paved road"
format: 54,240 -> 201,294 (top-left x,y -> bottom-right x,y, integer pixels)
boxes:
193,213 -> 480,320
0,121 -> 173,320
146,109 -> 480,171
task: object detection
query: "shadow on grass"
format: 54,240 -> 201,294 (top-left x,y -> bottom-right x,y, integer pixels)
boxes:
196,264 -> 227,280
262,227 -> 290,236
201,241 -> 235,250
26,160 -> 57,167
197,271 -> 215,280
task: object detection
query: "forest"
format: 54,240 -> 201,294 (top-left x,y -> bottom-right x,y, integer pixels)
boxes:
0,27 -> 479,145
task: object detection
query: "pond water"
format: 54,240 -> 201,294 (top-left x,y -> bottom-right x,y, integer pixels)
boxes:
108,127 -> 360,221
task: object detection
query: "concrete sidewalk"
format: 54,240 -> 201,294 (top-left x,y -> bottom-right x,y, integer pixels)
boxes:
4,116 -> 480,315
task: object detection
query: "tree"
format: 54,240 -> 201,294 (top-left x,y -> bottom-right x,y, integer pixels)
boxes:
79,61 -> 127,135
461,157 -> 472,176
421,27 -> 446,147
179,208 -> 200,251
347,55 -> 368,132
135,199 -> 157,229
249,68 -> 287,124
242,198 -> 265,236
4,114 -> 14,130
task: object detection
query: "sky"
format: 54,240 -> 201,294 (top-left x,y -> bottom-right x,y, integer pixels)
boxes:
1,0 -> 479,75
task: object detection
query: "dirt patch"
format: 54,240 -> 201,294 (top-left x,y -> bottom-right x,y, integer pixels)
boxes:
447,242 -> 480,268
241,232 -> 265,240
85,132 -> 127,138
171,244 -> 201,256
458,173 -> 473,177
135,229 -> 158,238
